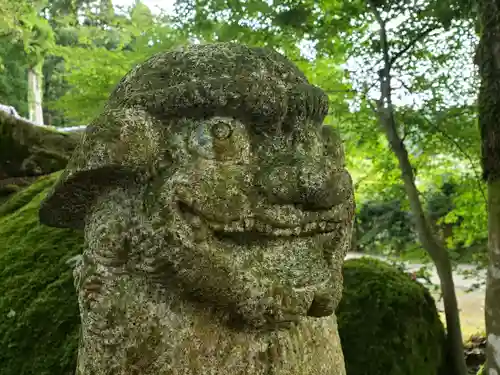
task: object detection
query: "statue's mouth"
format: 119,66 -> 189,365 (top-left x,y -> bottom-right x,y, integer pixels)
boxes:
176,201 -> 340,320
177,201 -> 339,244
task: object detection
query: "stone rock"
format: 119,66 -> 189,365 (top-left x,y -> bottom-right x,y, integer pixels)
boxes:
0,111 -> 80,204
39,42 -> 355,375
0,111 -> 80,181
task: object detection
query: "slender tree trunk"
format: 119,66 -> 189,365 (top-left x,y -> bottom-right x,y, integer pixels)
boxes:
28,60 -> 44,126
366,2 -> 468,374
379,107 -> 467,375
477,1 -> 500,373
485,183 -> 500,375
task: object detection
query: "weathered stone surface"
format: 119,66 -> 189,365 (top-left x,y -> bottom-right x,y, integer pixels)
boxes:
0,111 -> 80,181
39,42 -> 355,375
0,111 -> 80,204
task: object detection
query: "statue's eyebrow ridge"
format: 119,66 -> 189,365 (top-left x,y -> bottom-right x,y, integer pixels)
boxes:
120,77 -> 329,134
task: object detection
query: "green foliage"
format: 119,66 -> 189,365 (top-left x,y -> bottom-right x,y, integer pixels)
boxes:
353,175 -> 487,264
337,257 -> 447,375
355,198 -> 417,254
0,0 -> 55,64
0,172 -> 83,375
174,0 -> 366,54
48,4 -> 188,124
0,1 -> 187,125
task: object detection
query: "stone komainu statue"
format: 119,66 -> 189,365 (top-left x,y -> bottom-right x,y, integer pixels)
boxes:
39,43 -> 355,375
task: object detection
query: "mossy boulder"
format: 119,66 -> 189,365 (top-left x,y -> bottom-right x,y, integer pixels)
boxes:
0,111 -> 79,180
0,172 -> 83,375
0,175 -> 446,375
0,111 -> 81,206
337,257 -> 447,375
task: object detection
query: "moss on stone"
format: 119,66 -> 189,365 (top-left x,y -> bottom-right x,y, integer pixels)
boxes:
0,111 -> 79,180
0,174 -> 60,218
0,177 -> 45,207
337,257 -> 447,375
0,184 -> 19,205
0,171 -> 83,375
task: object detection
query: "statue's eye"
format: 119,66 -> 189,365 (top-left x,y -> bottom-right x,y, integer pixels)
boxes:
189,117 -> 248,162
211,121 -> 233,140
193,125 -> 214,159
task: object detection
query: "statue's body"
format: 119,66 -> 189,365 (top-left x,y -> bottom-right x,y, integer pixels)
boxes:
39,43 -> 355,375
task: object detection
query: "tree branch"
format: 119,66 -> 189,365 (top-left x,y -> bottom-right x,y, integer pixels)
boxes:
323,89 -> 358,95
366,1 -> 391,77
397,79 -> 486,204
390,26 -> 439,67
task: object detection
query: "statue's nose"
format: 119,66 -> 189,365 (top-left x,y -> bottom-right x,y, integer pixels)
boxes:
297,166 -> 351,211
256,161 -> 351,211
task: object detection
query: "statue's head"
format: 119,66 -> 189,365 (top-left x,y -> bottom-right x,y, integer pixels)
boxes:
39,43 -> 355,330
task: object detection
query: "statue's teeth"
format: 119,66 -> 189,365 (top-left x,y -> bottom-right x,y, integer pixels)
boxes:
220,222 -> 238,232
275,228 -> 293,236
233,221 -> 245,232
326,222 -> 337,231
304,222 -> 315,232
244,218 -> 254,229
203,216 -> 337,236
254,221 -> 266,232
209,222 -> 224,231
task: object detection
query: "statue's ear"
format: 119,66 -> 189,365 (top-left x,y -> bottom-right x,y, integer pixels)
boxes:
38,106 -> 164,230
39,166 -> 141,230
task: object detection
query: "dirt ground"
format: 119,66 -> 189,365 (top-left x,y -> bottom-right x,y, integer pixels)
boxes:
432,289 -> 485,337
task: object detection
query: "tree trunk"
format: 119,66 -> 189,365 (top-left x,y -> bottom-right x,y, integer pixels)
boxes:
477,1 -> 500,373
380,110 -> 467,375
366,2 -> 468,373
485,183 -> 500,375
28,60 -> 44,126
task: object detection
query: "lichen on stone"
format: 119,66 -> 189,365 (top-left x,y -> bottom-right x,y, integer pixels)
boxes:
38,42 -> 355,375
